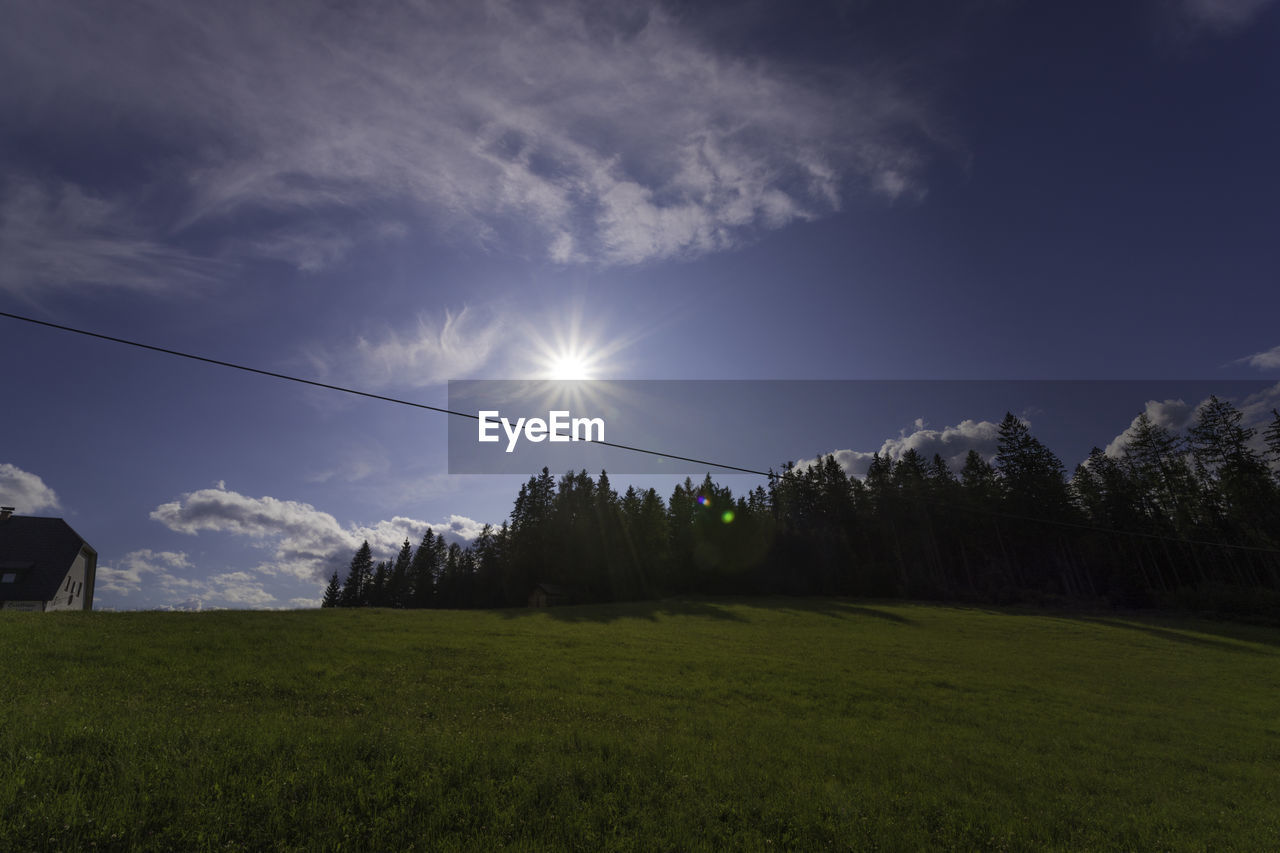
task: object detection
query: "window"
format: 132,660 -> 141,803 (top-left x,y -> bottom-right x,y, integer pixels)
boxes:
1,573 -> 16,584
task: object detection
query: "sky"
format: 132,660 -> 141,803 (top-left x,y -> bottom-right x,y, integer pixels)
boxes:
2,0 -> 1278,610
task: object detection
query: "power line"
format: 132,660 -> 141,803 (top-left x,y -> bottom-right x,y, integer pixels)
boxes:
0,310 -> 772,477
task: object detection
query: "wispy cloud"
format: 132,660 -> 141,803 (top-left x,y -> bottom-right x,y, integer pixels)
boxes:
0,179 -> 216,295
96,549 -> 192,596
1180,0 -> 1276,33
2,0 -> 936,273
1235,344 -> 1280,371
97,548 -> 278,609
0,462 -> 61,513
353,307 -> 507,389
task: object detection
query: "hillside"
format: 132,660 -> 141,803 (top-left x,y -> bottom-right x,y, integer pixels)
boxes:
2,599 -> 1277,850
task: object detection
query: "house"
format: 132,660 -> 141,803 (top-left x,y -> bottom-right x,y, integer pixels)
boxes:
528,582 -> 579,608
0,508 -> 97,611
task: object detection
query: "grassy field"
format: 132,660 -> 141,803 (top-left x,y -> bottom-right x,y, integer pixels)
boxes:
1,598 -> 1278,851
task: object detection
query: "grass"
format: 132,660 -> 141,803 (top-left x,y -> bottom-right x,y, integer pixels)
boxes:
1,598 -> 1278,851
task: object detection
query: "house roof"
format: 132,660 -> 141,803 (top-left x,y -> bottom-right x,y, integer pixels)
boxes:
0,516 -> 95,603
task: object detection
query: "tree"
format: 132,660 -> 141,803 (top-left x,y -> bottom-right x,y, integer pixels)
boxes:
340,541 -> 374,607
1264,408 -> 1280,483
321,570 -> 342,608
995,413 -> 1071,518
409,529 -> 439,607
1188,396 -> 1273,541
387,538 -> 413,608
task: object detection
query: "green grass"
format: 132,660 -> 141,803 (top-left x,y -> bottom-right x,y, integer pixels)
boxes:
2,598 -> 1278,851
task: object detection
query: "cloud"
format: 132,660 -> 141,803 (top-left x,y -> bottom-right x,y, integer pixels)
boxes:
1180,0 -> 1276,32
96,549 -> 192,596
150,483 -> 489,583
244,220 -> 407,273
209,572 -> 277,607
96,548 -> 282,609
1103,399 -> 1197,458
1101,383 -> 1280,460
1,0 -> 936,271
793,449 -> 881,480
0,463 -> 61,513
794,419 -> 1001,479
353,307 -> 507,388
1236,344 -> 1280,370
0,178 -> 216,295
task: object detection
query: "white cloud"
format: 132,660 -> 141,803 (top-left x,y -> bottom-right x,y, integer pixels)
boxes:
209,572 -> 276,606
97,548 -> 283,609
150,484 -> 489,583
96,549 -> 192,596
433,514 -> 489,542
354,307 -> 507,388
1101,383 -> 1280,460
1103,399 -> 1197,458
1,0 -> 936,272
1237,344 -> 1280,370
793,449 -> 881,480
0,463 -> 61,513
794,419 -> 1001,479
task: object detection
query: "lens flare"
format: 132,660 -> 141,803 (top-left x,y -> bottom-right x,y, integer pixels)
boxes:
721,510 -> 735,524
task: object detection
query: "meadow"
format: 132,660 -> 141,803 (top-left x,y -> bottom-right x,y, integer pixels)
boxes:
1,598 -> 1277,851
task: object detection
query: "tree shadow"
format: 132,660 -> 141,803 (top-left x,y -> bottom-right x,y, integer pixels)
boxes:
498,595 -> 915,625
1069,615 -> 1280,655
771,597 -> 916,624
498,596 -> 750,623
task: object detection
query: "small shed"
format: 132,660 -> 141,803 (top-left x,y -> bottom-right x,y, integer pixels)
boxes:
0,509 -> 97,611
528,583 -> 579,608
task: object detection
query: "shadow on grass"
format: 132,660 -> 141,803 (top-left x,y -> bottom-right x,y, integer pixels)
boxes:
499,597 -> 749,623
773,598 -> 915,624
498,596 -> 915,625
1072,616 -> 1280,655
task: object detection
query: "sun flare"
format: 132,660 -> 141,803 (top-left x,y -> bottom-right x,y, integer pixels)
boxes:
546,351 -> 593,380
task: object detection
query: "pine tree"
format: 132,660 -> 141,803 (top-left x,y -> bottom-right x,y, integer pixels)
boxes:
368,560 -> 389,607
409,529 -> 439,607
387,538 -> 413,608
340,541 -> 373,606
321,570 -> 342,608
1264,408 -> 1280,482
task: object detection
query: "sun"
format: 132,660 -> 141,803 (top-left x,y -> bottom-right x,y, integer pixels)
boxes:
547,352 -> 593,380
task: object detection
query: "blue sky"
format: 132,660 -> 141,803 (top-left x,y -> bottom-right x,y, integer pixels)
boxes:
2,0 -> 1278,609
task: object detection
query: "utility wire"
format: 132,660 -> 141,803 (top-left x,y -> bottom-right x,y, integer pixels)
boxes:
0,310 -> 771,476
4,309 -> 1277,555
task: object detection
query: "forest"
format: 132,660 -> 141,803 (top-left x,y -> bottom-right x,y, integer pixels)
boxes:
324,397 -> 1280,616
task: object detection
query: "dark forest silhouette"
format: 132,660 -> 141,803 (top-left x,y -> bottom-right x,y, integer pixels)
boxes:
324,398 -> 1280,616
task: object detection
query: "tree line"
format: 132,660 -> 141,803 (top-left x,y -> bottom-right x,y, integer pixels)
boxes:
324,398 -> 1280,614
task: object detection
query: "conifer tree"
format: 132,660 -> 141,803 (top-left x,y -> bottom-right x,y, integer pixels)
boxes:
340,541 -> 373,606
409,529 -> 439,607
321,570 -> 342,608
1264,409 -> 1280,483
388,538 -> 413,608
